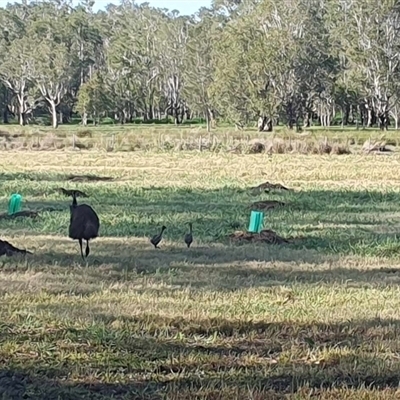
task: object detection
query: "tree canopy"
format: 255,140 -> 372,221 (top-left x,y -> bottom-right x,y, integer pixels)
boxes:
1,0 -> 400,131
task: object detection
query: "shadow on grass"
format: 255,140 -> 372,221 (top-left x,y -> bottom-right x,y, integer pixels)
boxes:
1,235 -> 399,291
1,317 -> 400,398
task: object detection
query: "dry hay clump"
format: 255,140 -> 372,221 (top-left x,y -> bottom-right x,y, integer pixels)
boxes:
76,129 -> 93,138
230,138 -> 351,155
363,139 -> 393,153
229,229 -> 290,245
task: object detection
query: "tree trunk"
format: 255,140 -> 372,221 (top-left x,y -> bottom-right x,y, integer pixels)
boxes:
303,112 -> 311,128
205,108 -> 213,132
379,111 -> 389,131
258,116 -> 273,132
344,104 -> 350,126
2,88 -> 9,123
50,101 -> 58,128
58,111 -> 63,125
367,108 -> 375,127
3,106 -> 8,123
173,106 -> 180,125
341,108 -> 344,129
296,117 -> 302,132
82,112 -> 88,126
18,95 -> 25,126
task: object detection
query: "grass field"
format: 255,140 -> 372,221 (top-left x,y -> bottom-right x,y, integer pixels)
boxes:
2,137 -> 400,398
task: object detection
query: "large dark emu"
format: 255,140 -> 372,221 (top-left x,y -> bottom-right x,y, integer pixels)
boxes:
69,192 -> 100,260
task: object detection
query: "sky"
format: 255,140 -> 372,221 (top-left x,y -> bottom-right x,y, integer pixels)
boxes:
0,0 -> 213,15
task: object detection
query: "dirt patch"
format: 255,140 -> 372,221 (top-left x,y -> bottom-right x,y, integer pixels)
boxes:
251,200 -> 285,211
66,174 -> 114,182
0,210 -> 39,220
228,229 -> 290,245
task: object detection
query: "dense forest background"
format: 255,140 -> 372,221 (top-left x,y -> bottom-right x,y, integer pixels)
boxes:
1,0 -> 400,132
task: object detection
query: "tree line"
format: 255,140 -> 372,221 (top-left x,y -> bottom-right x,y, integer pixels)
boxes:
1,0 -> 400,131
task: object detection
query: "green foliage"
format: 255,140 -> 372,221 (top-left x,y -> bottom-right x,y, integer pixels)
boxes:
1,0 -> 400,130
75,73 -> 109,123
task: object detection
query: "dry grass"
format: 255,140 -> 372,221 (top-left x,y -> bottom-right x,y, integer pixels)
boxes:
1,124 -> 399,155
1,149 -> 400,398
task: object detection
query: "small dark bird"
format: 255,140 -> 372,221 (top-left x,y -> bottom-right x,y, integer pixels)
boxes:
0,239 -> 32,256
150,226 -> 166,249
68,192 -> 100,260
59,188 -> 88,198
184,223 -> 193,248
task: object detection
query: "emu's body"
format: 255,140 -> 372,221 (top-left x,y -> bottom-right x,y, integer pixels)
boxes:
69,195 -> 99,259
184,223 -> 193,248
150,226 -> 166,249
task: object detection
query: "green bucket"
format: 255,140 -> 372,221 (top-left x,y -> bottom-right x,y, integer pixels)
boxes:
248,210 -> 264,233
8,194 -> 22,215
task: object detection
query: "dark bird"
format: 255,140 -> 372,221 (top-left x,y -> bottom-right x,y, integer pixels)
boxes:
150,226 -> 166,249
0,239 -> 32,256
184,222 -> 193,248
68,192 -> 99,260
59,188 -> 88,198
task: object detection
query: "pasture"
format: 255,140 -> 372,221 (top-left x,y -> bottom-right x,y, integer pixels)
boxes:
1,131 -> 400,399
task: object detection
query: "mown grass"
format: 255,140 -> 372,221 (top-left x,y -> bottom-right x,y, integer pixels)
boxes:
1,150 -> 400,399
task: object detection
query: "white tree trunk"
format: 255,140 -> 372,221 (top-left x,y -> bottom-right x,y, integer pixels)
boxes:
50,101 -> 58,129
18,95 -> 25,126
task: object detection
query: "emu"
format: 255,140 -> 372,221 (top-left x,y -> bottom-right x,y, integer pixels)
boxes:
150,226 -> 166,249
69,192 -> 99,259
184,223 -> 193,248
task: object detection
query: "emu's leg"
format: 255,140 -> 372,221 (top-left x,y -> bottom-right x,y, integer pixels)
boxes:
79,238 -> 85,260
85,240 -> 90,257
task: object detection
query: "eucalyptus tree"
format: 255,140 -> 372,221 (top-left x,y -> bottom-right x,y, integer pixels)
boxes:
0,2 -> 40,125
27,0 -> 74,128
156,11 -> 190,124
331,0 -> 400,130
183,8 -> 221,131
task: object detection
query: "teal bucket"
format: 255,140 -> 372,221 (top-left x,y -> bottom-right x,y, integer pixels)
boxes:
8,194 -> 22,215
248,211 -> 264,233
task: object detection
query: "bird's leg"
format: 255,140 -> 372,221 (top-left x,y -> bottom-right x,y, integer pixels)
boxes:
85,240 -> 90,257
79,238 -> 85,260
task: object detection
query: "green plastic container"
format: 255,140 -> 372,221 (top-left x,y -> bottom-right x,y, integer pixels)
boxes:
8,194 -> 22,215
248,211 -> 264,233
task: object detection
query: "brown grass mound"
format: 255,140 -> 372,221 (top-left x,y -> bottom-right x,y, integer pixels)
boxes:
250,181 -> 291,192
251,200 -> 285,210
0,210 -> 39,220
58,188 -> 88,197
66,174 -> 114,182
229,229 -> 289,245
249,141 -> 265,154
